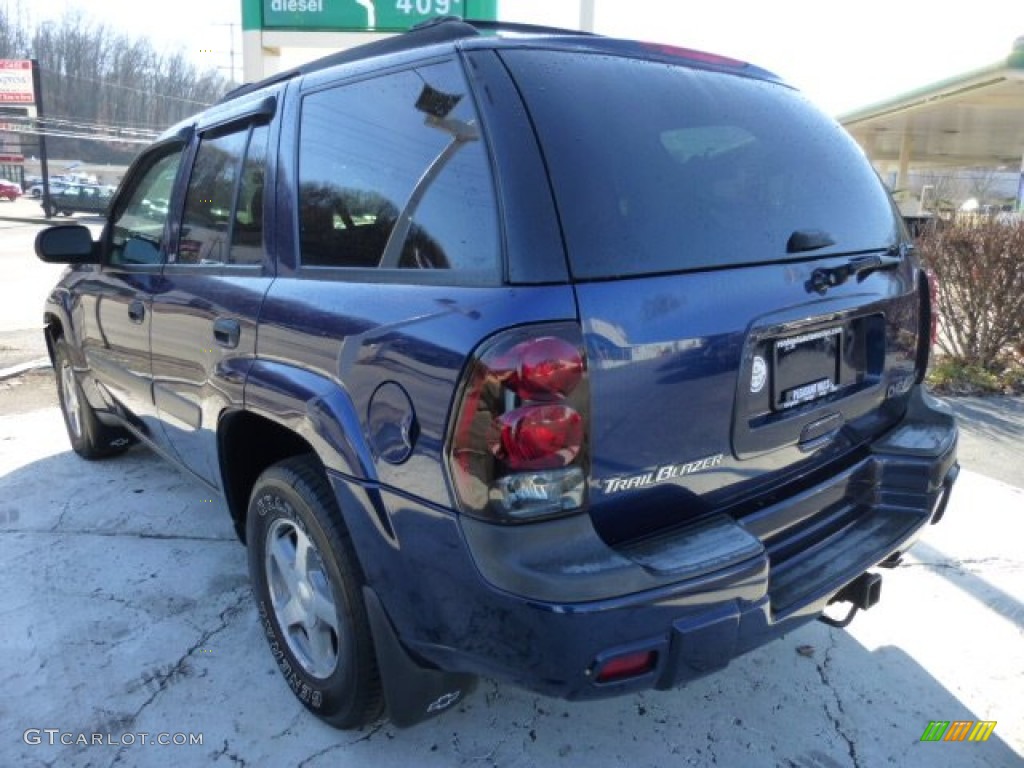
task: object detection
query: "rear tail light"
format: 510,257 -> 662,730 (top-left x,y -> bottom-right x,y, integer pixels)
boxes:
448,324 -> 588,522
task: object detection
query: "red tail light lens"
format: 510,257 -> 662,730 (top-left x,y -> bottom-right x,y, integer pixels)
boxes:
504,337 -> 584,400
448,324 -> 588,522
490,404 -> 583,470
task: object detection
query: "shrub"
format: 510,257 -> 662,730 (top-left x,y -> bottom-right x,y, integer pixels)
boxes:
916,218 -> 1024,370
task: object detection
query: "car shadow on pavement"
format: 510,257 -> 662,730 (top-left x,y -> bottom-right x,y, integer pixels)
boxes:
0,436 -> 1020,767
945,396 -> 1024,443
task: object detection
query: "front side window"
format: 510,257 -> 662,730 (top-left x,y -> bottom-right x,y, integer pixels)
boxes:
109,149 -> 184,267
297,60 -> 499,276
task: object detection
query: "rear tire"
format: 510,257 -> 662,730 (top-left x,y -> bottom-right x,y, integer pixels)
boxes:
247,456 -> 384,729
53,338 -> 132,459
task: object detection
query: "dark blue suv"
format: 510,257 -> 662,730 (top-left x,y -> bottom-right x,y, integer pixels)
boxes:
36,18 -> 958,729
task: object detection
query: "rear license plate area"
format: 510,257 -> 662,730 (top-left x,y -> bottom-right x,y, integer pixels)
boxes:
773,327 -> 842,410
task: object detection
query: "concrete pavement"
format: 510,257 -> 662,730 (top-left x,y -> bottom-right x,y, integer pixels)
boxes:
0,402 -> 1021,767
0,210 -> 1021,766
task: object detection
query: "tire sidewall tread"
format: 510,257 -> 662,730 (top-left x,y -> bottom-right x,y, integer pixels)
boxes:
247,456 -> 384,729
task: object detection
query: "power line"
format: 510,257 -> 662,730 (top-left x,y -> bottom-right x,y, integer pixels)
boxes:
38,66 -> 220,108
1,116 -> 159,145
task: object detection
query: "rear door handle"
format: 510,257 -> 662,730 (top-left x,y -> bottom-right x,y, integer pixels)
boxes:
213,318 -> 241,349
128,300 -> 145,324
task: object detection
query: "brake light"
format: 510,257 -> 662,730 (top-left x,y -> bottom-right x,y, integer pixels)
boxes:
640,42 -> 746,69
448,325 -> 588,522
490,404 -> 583,470
503,337 -> 583,400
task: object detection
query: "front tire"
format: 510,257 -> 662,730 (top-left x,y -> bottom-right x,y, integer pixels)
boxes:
247,456 -> 384,729
53,338 -> 132,459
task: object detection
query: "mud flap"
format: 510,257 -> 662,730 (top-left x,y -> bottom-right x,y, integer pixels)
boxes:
362,587 -> 477,728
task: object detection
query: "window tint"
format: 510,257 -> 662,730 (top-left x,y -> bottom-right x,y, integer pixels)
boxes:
298,60 -> 498,275
230,124 -> 269,266
109,149 -> 183,267
176,129 -> 248,266
502,51 -> 900,279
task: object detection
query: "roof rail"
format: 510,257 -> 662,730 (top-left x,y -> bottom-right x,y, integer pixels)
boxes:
218,16 -> 597,105
219,17 -> 480,104
456,18 -> 595,37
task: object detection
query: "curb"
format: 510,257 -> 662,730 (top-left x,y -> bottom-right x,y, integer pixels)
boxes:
0,214 -> 54,226
0,358 -> 52,381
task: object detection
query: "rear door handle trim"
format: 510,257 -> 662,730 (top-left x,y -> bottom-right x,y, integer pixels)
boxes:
213,318 -> 241,349
128,300 -> 145,324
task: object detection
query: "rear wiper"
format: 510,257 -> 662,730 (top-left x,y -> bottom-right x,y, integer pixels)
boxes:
808,244 -> 907,294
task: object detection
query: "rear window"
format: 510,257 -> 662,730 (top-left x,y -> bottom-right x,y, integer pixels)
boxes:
501,51 -> 900,279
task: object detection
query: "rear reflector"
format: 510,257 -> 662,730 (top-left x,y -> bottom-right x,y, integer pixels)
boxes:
595,650 -> 658,683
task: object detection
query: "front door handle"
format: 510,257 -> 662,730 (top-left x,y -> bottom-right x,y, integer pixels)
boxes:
213,318 -> 241,349
128,300 -> 145,324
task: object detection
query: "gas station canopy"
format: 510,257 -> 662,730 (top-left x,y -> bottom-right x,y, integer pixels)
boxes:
840,38 -> 1024,196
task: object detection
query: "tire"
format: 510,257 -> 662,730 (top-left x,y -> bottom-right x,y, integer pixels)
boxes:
247,456 -> 384,729
53,338 -> 133,459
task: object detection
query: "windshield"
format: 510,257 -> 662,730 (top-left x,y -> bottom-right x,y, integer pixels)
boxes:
501,50 -> 900,279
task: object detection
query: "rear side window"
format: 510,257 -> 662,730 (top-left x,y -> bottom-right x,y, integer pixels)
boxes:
297,60 -> 499,278
175,123 -> 268,267
502,51 -> 900,279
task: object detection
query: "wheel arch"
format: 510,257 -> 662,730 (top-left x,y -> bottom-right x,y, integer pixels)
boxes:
218,409 -> 320,544
219,360 -> 378,544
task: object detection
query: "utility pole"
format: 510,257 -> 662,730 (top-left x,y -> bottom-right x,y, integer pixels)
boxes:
30,59 -> 52,218
579,0 -> 596,32
213,22 -> 239,83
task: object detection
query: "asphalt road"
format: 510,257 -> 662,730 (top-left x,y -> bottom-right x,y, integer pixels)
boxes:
0,213 -> 1021,767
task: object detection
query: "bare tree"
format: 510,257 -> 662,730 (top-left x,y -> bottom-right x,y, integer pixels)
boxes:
1,6 -> 232,164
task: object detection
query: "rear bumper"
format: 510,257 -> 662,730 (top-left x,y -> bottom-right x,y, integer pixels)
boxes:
333,386 -> 957,700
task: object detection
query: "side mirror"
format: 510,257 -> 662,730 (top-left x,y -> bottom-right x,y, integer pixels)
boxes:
35,225 -> 99,264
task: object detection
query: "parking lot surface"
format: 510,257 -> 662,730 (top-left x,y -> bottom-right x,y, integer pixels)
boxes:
0,392 -> 1021,767
1,213 -> 1021,767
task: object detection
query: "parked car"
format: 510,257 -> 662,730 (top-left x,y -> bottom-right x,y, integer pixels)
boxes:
41,183 -> 114,217
0,179 -> 20,201
28,181 -> 69,199
35,18 -> 958,730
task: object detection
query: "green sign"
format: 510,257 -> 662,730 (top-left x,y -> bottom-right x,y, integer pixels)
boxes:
258,0 -> 497,32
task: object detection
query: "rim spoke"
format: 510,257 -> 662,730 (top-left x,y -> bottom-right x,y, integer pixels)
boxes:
268,531 -> 302,598
294,532 -> 311,577
310,582 -> 339,633
306,622 -> 337,670
280,595 -> 305,630
62,363 -> 82,437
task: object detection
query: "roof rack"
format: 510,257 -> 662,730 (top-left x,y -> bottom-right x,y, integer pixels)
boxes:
218,16 -> 593,104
